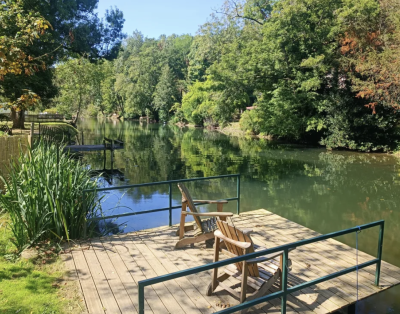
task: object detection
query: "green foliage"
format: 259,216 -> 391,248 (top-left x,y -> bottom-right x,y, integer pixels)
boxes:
114,32 -> 192,120
154,65 -> 178,122
0,1 -> 125,128
0,142 -> 101,252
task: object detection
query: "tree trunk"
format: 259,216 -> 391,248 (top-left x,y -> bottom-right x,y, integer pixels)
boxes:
71,110 -> 80,127
11,108 -> 25,129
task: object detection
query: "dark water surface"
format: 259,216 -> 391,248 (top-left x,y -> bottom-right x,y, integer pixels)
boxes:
79,119 -> 400,313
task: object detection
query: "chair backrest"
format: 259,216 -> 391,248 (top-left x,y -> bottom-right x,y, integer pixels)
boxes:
216,220 -> 259,277
177,183 -> 203,232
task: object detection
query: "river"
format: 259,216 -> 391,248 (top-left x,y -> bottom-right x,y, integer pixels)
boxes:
78,118 -> 400,313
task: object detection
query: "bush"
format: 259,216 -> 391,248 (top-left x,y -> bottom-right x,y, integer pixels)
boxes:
240,110 -> 262,135
42,107 -> 58,114
0,142 -> 101,252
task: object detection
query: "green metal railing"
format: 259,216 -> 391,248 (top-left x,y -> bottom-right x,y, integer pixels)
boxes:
83,174 -> 241,229
138,220 -> 384,314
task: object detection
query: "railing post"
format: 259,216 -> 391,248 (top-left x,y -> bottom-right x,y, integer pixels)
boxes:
281,249 -> 288,314
138,282 -> 145,314
237,175 -> 241,215
375,221 -> 384,286
83,191 -> 87,238
169,182 -> 172,227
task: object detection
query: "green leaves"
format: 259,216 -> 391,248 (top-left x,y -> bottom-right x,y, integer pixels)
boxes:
0,141 -> 101,252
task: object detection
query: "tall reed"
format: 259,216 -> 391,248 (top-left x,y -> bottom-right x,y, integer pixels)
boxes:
0,141 -> 101,252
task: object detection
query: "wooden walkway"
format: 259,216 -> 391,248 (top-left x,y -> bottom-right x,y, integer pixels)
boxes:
62,209 -> 400,314
64,144 -> 124,152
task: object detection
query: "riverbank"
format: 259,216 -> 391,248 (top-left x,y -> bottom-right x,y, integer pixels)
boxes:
176,121 -> 274,140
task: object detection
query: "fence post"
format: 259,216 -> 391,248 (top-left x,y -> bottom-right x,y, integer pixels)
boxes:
111,140 -> 114,171
237,175 -> 241,215
28,122 -> 34,147
83,191 -> 87,238
281,249 -> 289,314
138,283 -> 145,314
169,182 -> 172,227
375,222 -> 384,286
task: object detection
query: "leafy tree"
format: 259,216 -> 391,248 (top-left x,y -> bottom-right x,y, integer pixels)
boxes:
54,57 -> 97,121
115,33 -> 192,120
101,60 -> 124,116
338,0 -> 400,112
0,0 -> 52,128
1,0 -> 125,128
154,65 -> 178,122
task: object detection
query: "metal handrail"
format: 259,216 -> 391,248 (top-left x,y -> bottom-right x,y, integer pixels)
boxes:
83,174 -> 241,227
138,220 -> 384,314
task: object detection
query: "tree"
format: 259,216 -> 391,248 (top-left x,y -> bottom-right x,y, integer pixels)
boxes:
1,0 -> 125,128
115,33 -> 192,120
153,65 -> 178,122
100,61 -> 124,116
339,0 -> 400,112
0,0 -> 52,128
54,57 -> 96,121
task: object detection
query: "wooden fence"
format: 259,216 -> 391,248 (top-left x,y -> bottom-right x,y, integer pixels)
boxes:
0,136 -> 29,189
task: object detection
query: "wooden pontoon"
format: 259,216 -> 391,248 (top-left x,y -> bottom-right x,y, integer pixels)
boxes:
62,209 -> 400,314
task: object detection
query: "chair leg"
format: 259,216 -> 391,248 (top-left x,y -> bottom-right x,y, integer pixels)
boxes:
175,232 -> 215,248
179,203 -> 187,239
206,273 -> 230,296
175,224 -> 195,236
240,256 -> 249,303
240,271 -> 280,314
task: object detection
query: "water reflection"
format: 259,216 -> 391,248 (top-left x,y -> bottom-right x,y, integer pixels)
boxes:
79,119 -> 400,313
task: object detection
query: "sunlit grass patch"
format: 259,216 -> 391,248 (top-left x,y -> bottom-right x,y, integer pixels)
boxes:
0,216 -> 85,313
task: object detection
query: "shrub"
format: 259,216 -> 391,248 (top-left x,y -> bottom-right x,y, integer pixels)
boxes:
0,142 -> 101,252
240,110 -> 262,135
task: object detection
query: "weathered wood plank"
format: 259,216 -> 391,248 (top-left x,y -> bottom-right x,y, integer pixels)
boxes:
72,249 -> 104,313
83,244 -> 121,314
118,233 -> 186,314
111,235 -> 167,313
91,239 -> 136,313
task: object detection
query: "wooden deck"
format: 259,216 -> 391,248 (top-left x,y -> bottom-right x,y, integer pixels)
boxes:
62,209 -> 400,314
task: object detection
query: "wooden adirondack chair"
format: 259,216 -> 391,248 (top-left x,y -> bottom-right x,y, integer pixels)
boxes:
175,183 -> 233,249
207,220 -> 292,313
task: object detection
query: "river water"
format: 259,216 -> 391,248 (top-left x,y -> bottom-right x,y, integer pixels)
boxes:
79,119 -> 400,313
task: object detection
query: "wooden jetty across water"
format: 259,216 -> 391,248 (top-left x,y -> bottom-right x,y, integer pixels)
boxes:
65,137 -> 124,153
62,209 -> 400,314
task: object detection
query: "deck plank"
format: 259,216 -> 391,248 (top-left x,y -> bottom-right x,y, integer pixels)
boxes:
92,239 -> 136,313
118,233 -> 186,314
62,209 -> 400,314
83,243 -> 122,314
72,249 -> 104,313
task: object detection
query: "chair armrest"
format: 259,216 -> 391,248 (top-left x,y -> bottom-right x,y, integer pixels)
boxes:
183,212 -> 233,217
214,230 -> 252,249
241,228 -> 253,235
193,199 -> 229,204
248,247 -> 296,264
247,251 -> 285,264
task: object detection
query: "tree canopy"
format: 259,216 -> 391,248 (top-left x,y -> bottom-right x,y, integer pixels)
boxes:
4,0 -> 400,151
0,0 -> 125,127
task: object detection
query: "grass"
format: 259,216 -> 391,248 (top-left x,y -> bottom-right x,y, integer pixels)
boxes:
0,215 -> 85,314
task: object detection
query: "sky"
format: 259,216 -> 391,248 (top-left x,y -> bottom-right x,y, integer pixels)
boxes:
96,0 -> 226,39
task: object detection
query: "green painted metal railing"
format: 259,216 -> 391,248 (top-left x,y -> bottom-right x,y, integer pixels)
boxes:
83,174 -> 241,230
138,220 -> 384,314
